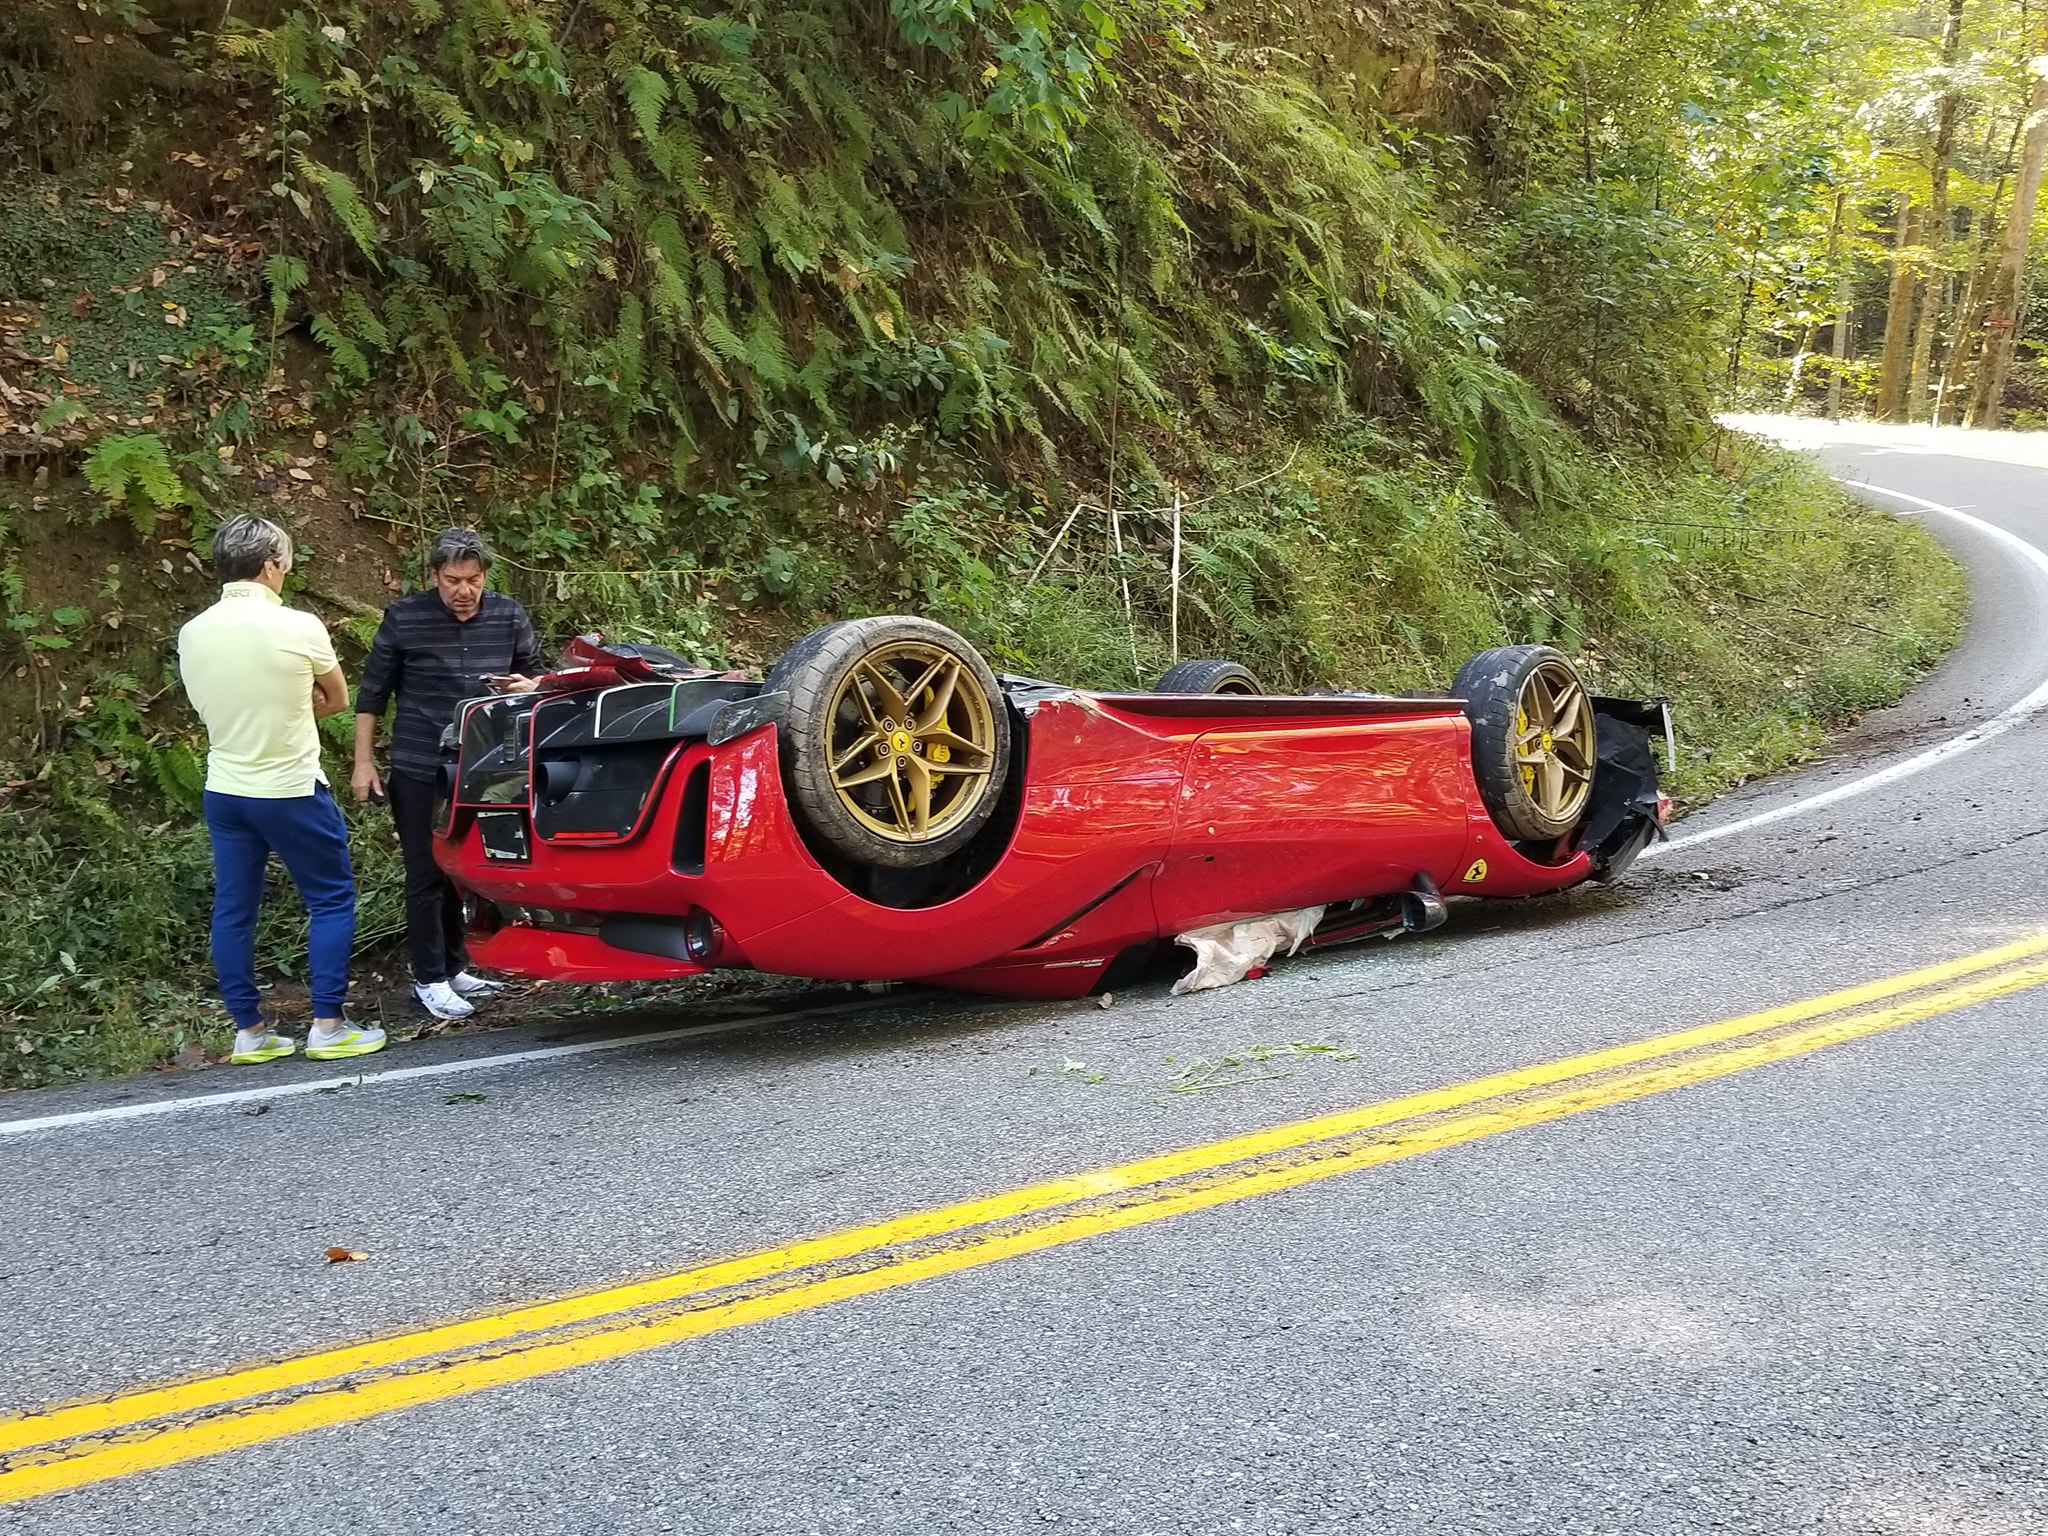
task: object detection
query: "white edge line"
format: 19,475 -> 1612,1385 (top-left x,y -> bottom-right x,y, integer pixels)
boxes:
1646,480 -> 2048,857
0,1002 -> 877,1140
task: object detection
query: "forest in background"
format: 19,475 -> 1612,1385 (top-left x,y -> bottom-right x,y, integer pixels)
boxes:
0,0 -> 1977,1084
1715,0 -> 2048,424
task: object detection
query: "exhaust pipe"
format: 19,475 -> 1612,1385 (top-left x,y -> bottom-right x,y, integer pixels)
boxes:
1399,873 -> 1448,933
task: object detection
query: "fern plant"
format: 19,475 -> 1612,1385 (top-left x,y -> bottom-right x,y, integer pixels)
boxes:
203,0 -> 1613,584
82,434 -> 188,537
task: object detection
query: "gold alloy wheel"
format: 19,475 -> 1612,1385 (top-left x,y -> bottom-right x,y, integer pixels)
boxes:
825,640 -> 1001,844
1513,658 -> 1596,825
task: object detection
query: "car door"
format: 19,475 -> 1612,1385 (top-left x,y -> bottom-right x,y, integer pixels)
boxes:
1151,714 -> 1474,933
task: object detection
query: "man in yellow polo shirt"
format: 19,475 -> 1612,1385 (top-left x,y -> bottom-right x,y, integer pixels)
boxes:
178,515 -> 385,1064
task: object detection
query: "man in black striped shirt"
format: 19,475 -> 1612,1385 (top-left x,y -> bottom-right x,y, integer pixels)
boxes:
353,529 -> 546,1021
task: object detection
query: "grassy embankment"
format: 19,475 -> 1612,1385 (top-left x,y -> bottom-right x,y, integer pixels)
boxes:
0,1 -> 1963,1086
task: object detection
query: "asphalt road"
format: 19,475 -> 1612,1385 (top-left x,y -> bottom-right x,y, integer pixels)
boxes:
6,419 -> 2048,1534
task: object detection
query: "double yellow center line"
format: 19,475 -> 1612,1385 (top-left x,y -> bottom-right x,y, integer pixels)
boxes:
9,930 -> 2048,1503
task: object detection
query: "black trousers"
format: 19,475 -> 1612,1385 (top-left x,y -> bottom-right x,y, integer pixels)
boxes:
387,771 -> 466,985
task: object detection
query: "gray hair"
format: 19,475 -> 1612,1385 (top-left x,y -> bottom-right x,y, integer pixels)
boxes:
213,515 -> 293,582
428,528 -> 493,571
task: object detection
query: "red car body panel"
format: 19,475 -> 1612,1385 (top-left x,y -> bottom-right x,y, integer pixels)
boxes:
442,682 -> 1614,999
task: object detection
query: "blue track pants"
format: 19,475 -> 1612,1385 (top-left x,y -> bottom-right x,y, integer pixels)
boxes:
203,783 -> 356,1027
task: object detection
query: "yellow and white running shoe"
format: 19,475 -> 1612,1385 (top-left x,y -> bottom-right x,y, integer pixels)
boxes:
230,1029 -> 297,1065
306,1022 -> 388,1061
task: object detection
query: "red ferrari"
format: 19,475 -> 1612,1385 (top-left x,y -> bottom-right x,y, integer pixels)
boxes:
436,618 -> 1669,999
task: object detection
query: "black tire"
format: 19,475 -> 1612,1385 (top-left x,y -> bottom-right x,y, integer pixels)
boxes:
1452,644 -> 1597,842
763,621 -> 842,683
1153,658 -> 1265,695
766,616 -> 1012,869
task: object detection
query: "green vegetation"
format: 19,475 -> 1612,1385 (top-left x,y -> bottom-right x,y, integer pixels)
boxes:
1694,0 -> 2048,423
0,0 -> 1969,1087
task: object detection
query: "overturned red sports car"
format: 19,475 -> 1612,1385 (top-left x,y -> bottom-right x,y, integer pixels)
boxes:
435,618 -> 1669,999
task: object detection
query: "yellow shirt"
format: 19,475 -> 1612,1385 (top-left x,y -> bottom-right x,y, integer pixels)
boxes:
178,582 -> 338,798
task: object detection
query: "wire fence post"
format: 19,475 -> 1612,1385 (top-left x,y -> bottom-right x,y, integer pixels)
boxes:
1110,504 -> 1139,682
1169,485 -> 1183,665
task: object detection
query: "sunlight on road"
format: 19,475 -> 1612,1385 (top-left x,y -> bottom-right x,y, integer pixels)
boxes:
1722,412 -> 2048,469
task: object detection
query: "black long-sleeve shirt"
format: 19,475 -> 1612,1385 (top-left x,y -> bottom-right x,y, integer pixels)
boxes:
356,590 -> 545,781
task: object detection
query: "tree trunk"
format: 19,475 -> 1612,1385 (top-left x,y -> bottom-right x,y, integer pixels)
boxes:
1815,190 -> 1848,416
1908,0 -> 1968,419
1877,200 -> 1923,418
1938,147 -> 2018,421
1970,64 -> 2048,428
1725,220 -> 1765,395
1877,199 -> 1922,419
1784,323 -> 1820,405
1827,292 -> 1852,420
1942,241 -> 1998,422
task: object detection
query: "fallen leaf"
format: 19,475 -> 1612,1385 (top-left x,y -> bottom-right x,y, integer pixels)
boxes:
70,293 -> 95,318
323,1247 -> 368,1264
444,1092 -> 487,1105
287,466 -> 312,481
312,430 -> 329,448
51,342 -> 68,366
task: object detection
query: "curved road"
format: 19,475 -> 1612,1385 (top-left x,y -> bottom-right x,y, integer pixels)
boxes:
5,420 -> 2048,1534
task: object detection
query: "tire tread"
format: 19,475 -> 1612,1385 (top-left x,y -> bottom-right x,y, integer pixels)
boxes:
1452,644 -> 1586,842
1153,658 -> 1265,695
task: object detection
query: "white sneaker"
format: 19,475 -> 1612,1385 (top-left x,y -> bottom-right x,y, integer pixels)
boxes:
448,970 -> 505,1000
414,981 -> 475,1020
306,1021 -> 387,1061
231,1028 -> 296,1065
